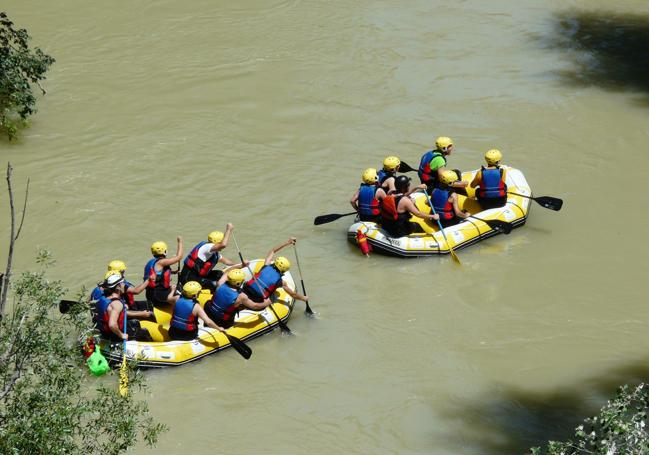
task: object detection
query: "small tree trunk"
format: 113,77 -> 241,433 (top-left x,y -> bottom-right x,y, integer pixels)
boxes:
1,163 -> 16,319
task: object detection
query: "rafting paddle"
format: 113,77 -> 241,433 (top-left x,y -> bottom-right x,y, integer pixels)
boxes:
231,233 -> 292,335
398,161 -> 418,173
423,191 -> 461,265
118,308 -> 128,397
314,211 -> 357,225
508,192 -> 563,211
293,244 -> 314,316
468,216 -> 513,235
224,333 -> 252,359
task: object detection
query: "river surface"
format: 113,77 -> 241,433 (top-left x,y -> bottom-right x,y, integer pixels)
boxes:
3,0 -> 649,453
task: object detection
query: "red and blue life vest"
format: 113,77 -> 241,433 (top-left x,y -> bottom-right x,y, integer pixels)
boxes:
477,167 -> 507,199
245,265 -> 283,300
431,188 -> 454,220
358,184 -> 380,217
95,296 -> 125,337
183,241 -> 220,278
418,151 -> 446,184
144,258 -> 171,290
170,297 -> 197,332
206,284 -> 241,322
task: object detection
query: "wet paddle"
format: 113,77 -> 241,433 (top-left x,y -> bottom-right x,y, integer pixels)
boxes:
231,234 -> 292,335
423,191 -> 461,265
293,244 -> 314,316
398,160 -> 417,173
224,333 -> 252,360
508,192 -> 563,211
118,307 -> 128,397
314,212 -> 356,225
468,216 -> 513,235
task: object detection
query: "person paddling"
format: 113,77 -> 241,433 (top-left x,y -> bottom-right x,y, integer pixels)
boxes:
168,281 -> 226,341
379,175 -> 438,237
143,236 -> 183,307
350,168 -> 381,222
418,136 -> 468,192
178,223 -> 235,291
470,149 -> 508,209
95,273 -> 152,342
242,238 -> 309,304
430,170 -> 471,227
91,260 -> 150,312
204,269 -> 272,328
378,156 -> 401,193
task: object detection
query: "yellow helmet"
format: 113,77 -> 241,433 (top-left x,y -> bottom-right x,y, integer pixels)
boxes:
382,156 -> 401,171
435,136 -> 454,151
150,241 -> 167,256
485,149 -> 502,166
107,260 -> 126,272
104,270 -> 121,280
208,231 -> 224,244
182,281 -> 202,298
439,169 -> 458,186
274,256 -> 291,273
227,269 -> 246,286
361,168 -> 378,184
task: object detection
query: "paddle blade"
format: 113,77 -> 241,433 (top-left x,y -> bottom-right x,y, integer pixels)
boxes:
313,212 -> 356,225
485,219 -> 512,235
226,334 -> 252,360
535,196 -> 563,211
119,356 -> 128,397
450,249 -> 461,265
398,161 -> 417,173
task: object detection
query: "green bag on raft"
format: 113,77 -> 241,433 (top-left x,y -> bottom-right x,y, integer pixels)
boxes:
87,345 -> 110,377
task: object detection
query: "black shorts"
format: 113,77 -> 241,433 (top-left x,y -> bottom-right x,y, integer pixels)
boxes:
178,267 -> 222,292
477,196 -> 507,209
168,325 -> 198,341
439,216 -> 462,228
146,288 -> 172,307
104,319 -> 151,342
358,214 -> 380,223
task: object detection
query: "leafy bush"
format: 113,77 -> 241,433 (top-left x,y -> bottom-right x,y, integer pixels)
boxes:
0,11 -> 54,140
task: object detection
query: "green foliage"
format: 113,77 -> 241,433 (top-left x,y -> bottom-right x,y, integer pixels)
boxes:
0,254 -> 166,455
0,11 -> 54,140
531,384 -> 649,455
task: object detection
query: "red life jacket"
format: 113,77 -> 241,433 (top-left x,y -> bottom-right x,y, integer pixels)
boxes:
183,241 -> 220,278
144,258 -> 171,290
380,195 -> 403,221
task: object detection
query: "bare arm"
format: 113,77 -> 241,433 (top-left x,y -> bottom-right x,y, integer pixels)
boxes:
126,309 -> 152,319
237,293 -> 270,311
264,237 -> 296,265
108,303 -> 127,340
157,236 -> 184,267
216,273 -> 229,288
405,183 -> 427,197
127,279 -> 148,295
470,170 -> 482,188
382,177 -> 396,194
404,198 -> 438,221
218,255 -> 236,266
193,305 -> 226,332
282,282 -> 308,302
210,223 -> 234,252
350,189 -> 360,210
451,194 -> 469,218
375,188 -> 387,200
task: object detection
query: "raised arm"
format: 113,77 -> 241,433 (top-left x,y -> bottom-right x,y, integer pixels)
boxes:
211,223 -> 234,253
158,236 -> 184,267
264,237 -> 296,265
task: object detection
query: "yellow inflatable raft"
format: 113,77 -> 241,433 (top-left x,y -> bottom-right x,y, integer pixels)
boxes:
348,166 -> 532,257
98,259 -> 296,368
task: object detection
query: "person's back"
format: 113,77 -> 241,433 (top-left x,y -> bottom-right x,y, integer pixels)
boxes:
169,295 -> 198,340
351,168 -> 381,222
432,170 -> 470,227
243,262 -> 284,302
378,156 -> 401,193
470,149 -> 507,209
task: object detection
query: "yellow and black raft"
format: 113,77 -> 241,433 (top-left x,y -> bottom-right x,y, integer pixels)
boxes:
348,166 -> 532,257
97,259 -> 296,368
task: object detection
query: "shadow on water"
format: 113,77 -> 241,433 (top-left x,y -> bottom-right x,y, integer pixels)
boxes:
547,11 -> 649,103
437,360 -> 649,455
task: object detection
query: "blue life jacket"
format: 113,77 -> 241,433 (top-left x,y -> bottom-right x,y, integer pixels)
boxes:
170,297 -> 197,332
377,169 -> 395,187
478,167 -> 507,199
358,184 -> 380,217
90,286 -> 103,301
183,241 -> 220,277
431,188 -> 454,220
245,265 -> 283,299
206,284 -> 240,322
418,151 -> 446,184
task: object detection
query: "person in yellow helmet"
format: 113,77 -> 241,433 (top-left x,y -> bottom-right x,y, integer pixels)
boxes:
418,136 -> 468,191
377,156 -> 401,193
204,268 -> 273,328
143,236 -> 184,307
350,168 -> 381,222
168,281 -> 226,341
470,149 -> 508,209
379,175 -> 438,237
242,238 -> 309,304
429,170 -> 471,227
91,260 -> 150,313
178,223 -> 236,291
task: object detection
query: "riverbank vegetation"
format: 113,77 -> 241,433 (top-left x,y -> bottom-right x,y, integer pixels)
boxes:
0,163 -> 166,454
0,11 -> 54,140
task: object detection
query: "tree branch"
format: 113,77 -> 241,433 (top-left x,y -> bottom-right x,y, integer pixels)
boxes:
0,368 -> 21,401
14,177 -> 29,241
0,162 -> 16,318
